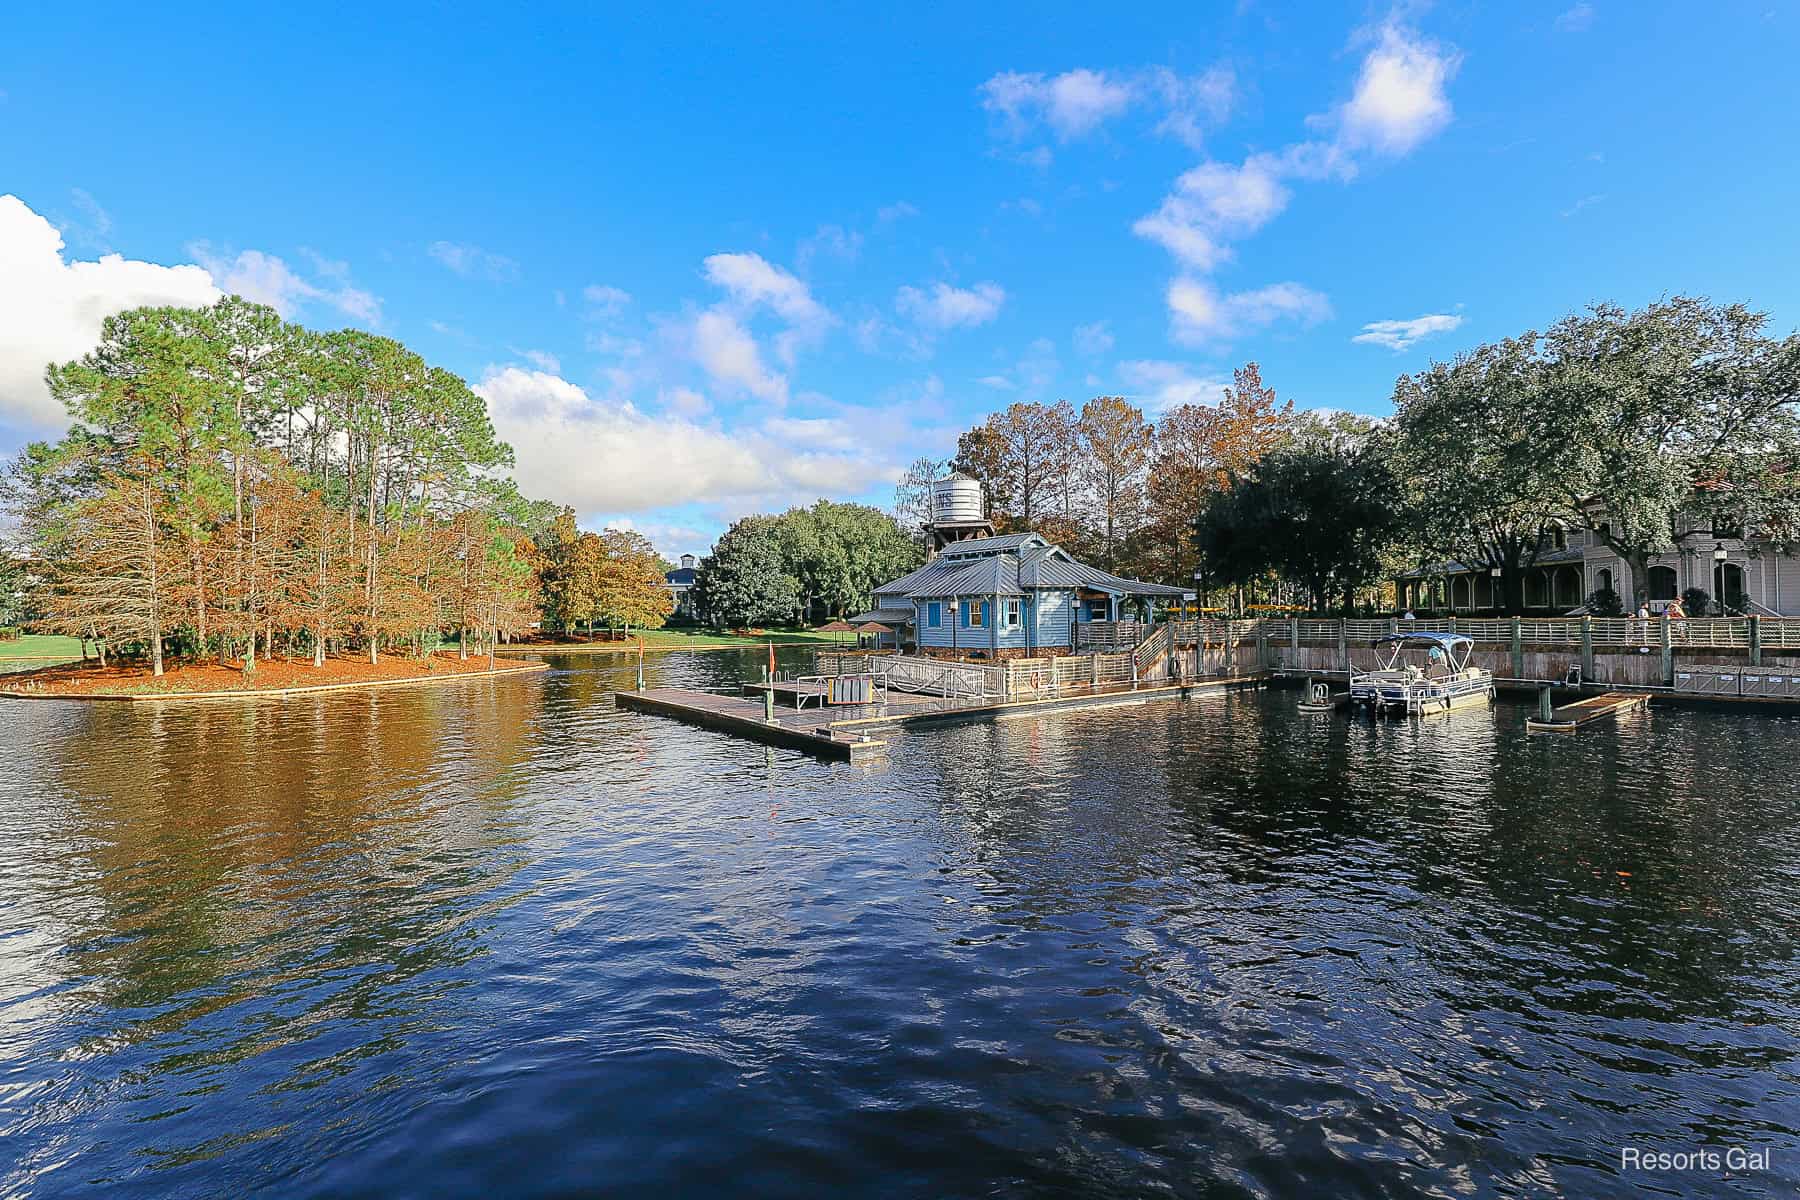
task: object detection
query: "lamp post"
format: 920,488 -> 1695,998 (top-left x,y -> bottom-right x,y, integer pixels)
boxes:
1071,592 -> 1081,651
949,599 -> 959,657
1714,542 -> 1728,614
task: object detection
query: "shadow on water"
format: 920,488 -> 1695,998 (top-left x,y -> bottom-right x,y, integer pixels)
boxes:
0,651 -> 1796,1198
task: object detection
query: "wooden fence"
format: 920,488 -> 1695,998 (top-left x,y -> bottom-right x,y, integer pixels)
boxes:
1134,615 -> 1798,650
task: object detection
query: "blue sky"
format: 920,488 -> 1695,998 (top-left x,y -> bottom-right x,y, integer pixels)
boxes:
2,2 -> 1796,557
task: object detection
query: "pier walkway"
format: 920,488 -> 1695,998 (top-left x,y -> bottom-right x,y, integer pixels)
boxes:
616,671 -> 1268,762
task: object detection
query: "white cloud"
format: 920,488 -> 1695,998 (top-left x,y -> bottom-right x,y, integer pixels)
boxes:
1118,360 -> 1232,413
980,64 -> 1234,150
977,375 -> 1015,390
427,240 -> 520,282
513,347 -> 561,373
1335,23 -> 1462,156
691,308 -> 786,403
702,252 -> 828,329
762,416 -> 864,453
1168,277 -> 1331,344
701,251 -> 833,367
1555,3 -> 1596,32
1131,154 -> 1292,270
1351,313 -> 1463,351
55,187 -> 114,252
662,386 -> 711,418
981,68 -> 1136,141
1131,22 -> 1456,348
188,243 -> 381,323
592,515 -> 712,557
1560,193 -> 1606,218
475,366 -> 891,514
796,224 -> 862,271
1147,65 -> 1237,150
582,283 -> 632,316
0,194 -> 220,433
1073,321 -> 1114,356
876,201 -> 920,224
895,281 -> 1006,330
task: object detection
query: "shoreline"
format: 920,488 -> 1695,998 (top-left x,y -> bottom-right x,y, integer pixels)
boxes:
0,658 -> 551,704
496,640 -> 843,657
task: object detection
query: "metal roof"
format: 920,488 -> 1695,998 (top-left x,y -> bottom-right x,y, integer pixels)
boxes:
939,531 -> 1046,557
907,555 -> 1026,597
873,559 -> 950,595
847,607 -> 915,626
873,535 -> 1184,599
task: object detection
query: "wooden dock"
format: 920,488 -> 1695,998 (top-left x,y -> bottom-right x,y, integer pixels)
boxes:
616,687 -> 891,762
615,673 -> 1268,761
1525,691 -> 1651,734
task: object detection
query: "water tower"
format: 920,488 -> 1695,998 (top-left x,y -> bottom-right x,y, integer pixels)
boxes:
925,471 -> 994,556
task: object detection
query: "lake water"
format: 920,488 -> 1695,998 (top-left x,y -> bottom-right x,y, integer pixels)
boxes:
2,649 -> 1798,1198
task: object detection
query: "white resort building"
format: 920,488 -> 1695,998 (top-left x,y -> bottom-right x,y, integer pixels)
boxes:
1395,518 -> 1800,616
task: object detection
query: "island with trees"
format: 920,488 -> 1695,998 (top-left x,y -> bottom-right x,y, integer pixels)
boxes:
0,296 -> 673,697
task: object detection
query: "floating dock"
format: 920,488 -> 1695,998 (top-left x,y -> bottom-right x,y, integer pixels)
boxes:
615,673 -> 1267,761
617,687 -> 891,762
1525,691 -> 1651,734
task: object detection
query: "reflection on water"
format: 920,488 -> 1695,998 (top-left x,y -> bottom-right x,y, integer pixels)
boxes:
2,651 -> 1797,1198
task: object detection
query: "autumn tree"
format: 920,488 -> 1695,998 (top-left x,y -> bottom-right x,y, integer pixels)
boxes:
1144,363 -> 1292,583
593,529 -> 675,633
11,296 -> 535,672
37,471 -> 172,673
1077,396 -> 1155,571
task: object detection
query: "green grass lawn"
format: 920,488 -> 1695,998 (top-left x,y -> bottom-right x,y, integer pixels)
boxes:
0,633 -> 88,661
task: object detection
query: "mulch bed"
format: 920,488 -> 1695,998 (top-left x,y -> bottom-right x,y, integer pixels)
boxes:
2,652 -> 538,697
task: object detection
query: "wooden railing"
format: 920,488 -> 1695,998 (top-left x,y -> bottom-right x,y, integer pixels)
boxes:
1133,623 -> 1173,675
1000,650 -> 1140,697
1074,620 -> 1143,652
1261,615 -> 1799,651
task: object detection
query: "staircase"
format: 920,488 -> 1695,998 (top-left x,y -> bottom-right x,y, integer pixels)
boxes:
1132,623 -> 1174,681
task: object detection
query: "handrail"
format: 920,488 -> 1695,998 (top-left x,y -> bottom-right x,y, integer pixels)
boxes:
1267,615 -> 1795,649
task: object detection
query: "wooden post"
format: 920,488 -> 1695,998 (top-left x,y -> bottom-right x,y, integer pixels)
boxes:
764,687 -> 775,721
1580,615 -> 1593,682
1336,619 -> 1347,678
1510,617 -> 1523,681
1660,615 -> 1673,686
1750,614 -> 1763,666
1225,619 -> 1236,677
1256,625 -> 1269,671
1539,685 -> 1554,723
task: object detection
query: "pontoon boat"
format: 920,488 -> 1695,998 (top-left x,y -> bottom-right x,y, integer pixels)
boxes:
1349,632 -> 1494,716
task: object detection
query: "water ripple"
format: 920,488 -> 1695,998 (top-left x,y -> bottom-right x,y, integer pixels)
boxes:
0,653 -> 1796,1198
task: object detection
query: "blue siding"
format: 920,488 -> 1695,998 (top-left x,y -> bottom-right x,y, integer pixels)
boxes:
913,589 -> 1076,652
1034,589 -> 1074,650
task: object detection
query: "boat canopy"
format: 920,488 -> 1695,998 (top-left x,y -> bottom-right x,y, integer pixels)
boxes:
1371,632 -> 1475,651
